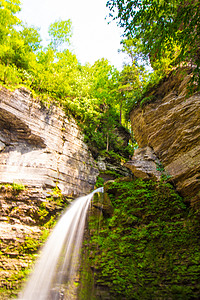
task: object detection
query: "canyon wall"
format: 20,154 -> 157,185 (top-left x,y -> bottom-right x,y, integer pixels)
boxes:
127,69 -> 200,207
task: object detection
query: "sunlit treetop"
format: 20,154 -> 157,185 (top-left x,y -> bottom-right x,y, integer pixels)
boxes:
0,0 -> 21,40
48,19 -> 72,51
0,0 -> 21,14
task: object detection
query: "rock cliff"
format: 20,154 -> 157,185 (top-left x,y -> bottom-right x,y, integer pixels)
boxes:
126,69 -> 200,207
0,86 -> 99,298
0,86 -> 98,196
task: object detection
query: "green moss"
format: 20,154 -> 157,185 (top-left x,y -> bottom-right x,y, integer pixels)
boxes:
19,236 -> 42,254
95,176 -> 105,188
140,95 -> 156,107
86,178 -> 200,299
0,182 -> 25,193
37,185 -> 69,227
78,248 -> 96,300
11,182 -> 26,192
100,150 -> 128,164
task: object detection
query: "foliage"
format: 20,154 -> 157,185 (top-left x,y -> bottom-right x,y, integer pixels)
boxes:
112,35 -> 166,118
95,176 -> 105,188
48,184 -> 66,206
37,185 -> 69,227
101,149 -> 128,164
19,236 -> 41,254
11,182 -> 26,192
0,182 -> 25,192
20,24 -> 42,52
48,19 -> 72,51
106,0 -> 200,87
117,61 -> 147,122
156,162 -> 171,181
0,0 -> 21,42
86,178 -> 200,299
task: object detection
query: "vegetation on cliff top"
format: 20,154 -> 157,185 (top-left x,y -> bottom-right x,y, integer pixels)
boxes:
0,0 -> 142,157
1,1 -> 199,154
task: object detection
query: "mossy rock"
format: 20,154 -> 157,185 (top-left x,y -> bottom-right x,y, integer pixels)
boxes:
81,178 -> 200,299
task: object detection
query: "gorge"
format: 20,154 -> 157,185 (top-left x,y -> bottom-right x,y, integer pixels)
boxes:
1,0 -> 200,299
0,67 -> 200,299
78,68 -> 200,300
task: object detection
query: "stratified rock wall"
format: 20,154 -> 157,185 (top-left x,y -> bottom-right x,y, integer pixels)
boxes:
129,70 -> 200,206
0,86 -> 98,197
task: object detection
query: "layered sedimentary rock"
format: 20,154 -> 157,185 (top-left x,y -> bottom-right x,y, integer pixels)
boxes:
0,86 -> 98,196
125,146 -> 162,180
127,69 -> 200,206
0,86 -> 99,297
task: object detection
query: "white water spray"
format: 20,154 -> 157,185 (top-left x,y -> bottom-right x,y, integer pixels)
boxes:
18,187 -> 104,300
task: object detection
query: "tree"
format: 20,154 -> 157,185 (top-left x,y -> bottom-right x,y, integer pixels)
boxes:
0,0 -> 21,58
20,24 -> 42,52
0,0 -> 21,41
117,64 -> 144,124
0,3 -> 132,156
106,0 -> 200,86
48,19 -> 72,51
120,38 -> 148,67
116,38 -> 148,124
0,1 -> 40,82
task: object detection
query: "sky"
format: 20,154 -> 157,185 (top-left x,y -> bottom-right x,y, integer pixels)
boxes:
18,0 -> 126,69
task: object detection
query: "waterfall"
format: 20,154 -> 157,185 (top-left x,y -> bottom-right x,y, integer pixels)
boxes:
18,187 -> 104,300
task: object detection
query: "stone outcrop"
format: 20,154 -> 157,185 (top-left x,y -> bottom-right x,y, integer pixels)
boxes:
125,146 -> 162,180
97,155 -> 131,181
127,69 -> 200,206
0,86 -> 99,196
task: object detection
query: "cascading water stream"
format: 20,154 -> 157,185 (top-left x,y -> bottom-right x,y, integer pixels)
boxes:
18,187 -> 104,300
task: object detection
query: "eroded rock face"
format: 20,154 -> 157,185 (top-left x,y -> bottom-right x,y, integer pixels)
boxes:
0,86 -> 99,197
129,70 -> 200,206
0,86 -> 100,297
125,146 -> 162,180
